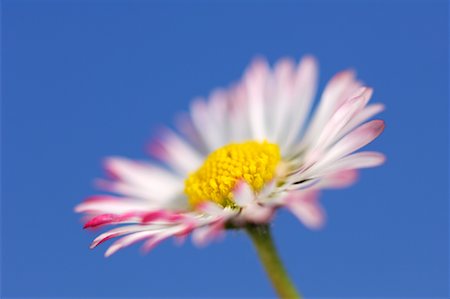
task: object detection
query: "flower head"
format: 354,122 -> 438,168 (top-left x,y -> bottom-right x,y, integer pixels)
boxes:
76,56 -> 385,257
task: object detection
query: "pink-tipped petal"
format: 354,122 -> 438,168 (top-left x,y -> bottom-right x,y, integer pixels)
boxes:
83,214 -> 119,229
105,230 -> 161,257
322,151 -> 386,174
336,119 -> 384,154
90,225 -> 151,249
141,210 -> 185,223
141,225 -> 190,253
339,103 -> 385,139
315,119 -> 385,170
311,87 -> 373,153
83,212 -> 142,229
285,190 -> 325,229
192,220 -> 226,247
300,69 -> 360,147
317,169 -> 359,189
240,204 -> 274,224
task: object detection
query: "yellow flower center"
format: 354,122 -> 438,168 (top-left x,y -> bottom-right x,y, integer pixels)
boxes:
184,141 -> 281,208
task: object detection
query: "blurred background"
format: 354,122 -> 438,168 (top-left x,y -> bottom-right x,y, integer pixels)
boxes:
2,0 -> 448,298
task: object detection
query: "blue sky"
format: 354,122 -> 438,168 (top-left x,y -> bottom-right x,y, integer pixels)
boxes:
2,0 -> 448,298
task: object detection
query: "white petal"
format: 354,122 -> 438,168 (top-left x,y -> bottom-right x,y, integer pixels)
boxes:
75,197 -> 153,214
244,58 -> 270,140
190,94 -> 228,151
232,181 -> 254,207
174,112 -> 207,154
267,58 -> 296,142
149,129 -> 204,175
228,84 -> 252,142
281,56 -> 318,152
299,70 -> 360,150
104,157 -> 183,199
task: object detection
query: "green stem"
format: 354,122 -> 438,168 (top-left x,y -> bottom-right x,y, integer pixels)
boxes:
246,224 -> 302,299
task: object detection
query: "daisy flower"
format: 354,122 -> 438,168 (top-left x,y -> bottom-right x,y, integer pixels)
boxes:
76,55 -> 385,298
